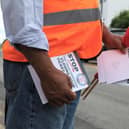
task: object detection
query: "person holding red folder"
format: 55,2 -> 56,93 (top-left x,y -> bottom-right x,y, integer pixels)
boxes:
122,27 -> 129,47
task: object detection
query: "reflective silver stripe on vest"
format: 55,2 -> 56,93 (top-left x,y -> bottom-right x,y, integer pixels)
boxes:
44,8 -> 100,26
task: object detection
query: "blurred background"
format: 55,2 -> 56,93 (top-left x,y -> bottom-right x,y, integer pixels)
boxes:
0,0 -> 129,44
0,1 -> 129,129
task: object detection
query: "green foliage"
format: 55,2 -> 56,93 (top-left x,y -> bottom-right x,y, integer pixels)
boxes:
110,10 -> 129,28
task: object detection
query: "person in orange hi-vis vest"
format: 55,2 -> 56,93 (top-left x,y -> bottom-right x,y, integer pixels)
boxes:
1,0 -> 125,129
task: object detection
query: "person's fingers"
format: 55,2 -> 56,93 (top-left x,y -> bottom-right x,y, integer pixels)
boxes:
120,47 -> 126,54
49,93 -> 74,106
59,97 -> 71,104
48,89 -> 76,106
67,76 -> 73,89
118,40 -> 126,54
64,89 -> 76,101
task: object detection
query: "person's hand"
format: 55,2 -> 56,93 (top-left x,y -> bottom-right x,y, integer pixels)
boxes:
40,68 -> 77,106
15,45 -> 76,107
104,33 -> 126,53
102,23 -> 126,53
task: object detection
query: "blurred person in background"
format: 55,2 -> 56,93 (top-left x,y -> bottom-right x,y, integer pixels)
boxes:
122,27 -> 129,47
0,0 -> 125,129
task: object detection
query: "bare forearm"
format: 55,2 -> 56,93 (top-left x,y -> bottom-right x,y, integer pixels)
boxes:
102,23 -> 112,44
102,23 -> 125,52
15,44 -> 55,79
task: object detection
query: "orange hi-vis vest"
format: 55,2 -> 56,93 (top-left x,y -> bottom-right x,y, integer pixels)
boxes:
2,0 -> 102,62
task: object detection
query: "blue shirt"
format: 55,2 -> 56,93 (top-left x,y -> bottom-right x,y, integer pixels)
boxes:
1,0 -> 49,50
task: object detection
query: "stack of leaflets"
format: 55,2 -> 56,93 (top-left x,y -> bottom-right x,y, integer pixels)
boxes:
28,52 -> 89,104
97,48 -> 129,85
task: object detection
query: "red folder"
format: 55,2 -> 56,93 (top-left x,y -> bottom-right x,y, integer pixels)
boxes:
122,27 -> 129,47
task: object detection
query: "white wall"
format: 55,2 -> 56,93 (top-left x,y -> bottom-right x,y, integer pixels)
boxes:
0,5 -> 5,44
104,0 -> 129,26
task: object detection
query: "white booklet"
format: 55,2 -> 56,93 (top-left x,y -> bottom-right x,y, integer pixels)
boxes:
28,52 -> 89,104
97,48 -> 129,85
